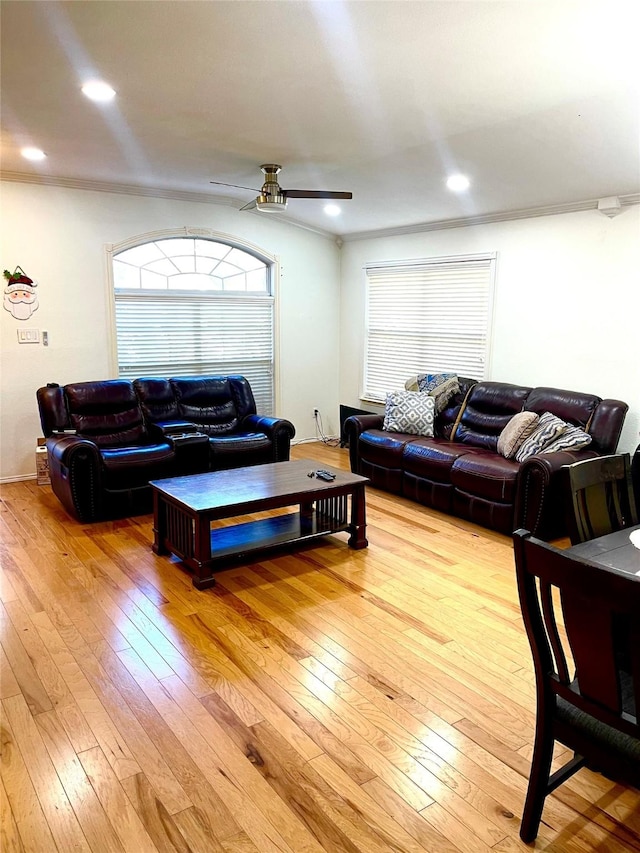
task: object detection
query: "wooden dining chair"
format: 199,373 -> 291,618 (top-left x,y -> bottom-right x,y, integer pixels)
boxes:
562,453 -> 638,545
512,529 -> 640,842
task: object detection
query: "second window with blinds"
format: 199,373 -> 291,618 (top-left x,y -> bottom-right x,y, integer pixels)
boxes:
362,252 -> 496,403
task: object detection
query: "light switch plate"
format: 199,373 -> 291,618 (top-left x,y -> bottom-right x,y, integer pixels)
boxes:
17,328 -> 41,343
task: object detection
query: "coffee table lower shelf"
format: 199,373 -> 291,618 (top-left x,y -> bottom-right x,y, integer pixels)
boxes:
151,460 -> 369,590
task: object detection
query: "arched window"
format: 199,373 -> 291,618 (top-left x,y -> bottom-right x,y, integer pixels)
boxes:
111,233 -> 276,413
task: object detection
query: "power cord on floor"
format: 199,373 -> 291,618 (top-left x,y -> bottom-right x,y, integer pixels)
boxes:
314,411 -> 341,447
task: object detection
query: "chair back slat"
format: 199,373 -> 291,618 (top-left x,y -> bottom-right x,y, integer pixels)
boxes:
564,454 -> 638,545
561,592 -> 622,713
540,582 -> 570,685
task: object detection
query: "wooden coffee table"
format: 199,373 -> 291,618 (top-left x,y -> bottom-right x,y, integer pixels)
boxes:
150,459 -> 369,589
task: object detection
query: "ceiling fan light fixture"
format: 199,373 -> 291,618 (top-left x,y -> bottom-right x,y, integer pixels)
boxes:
255,193 -> 288,212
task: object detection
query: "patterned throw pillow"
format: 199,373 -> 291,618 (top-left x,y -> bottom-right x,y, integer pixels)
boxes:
383,391 -> 436,436
428,376 -> 461,414
416,372 -> 458,393
515,412 -> 569,462
541,424 -> 592,454
497,411 -> 540,459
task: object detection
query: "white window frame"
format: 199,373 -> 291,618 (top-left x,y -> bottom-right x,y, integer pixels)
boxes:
105,227 -> 281,414
362,252 -> 496,403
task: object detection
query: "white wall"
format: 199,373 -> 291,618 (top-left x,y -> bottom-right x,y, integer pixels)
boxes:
0,181 -> 341,480
340,206 -> 640,454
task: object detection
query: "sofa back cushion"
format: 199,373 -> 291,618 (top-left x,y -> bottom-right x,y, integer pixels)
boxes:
64,380 -> 148,447
170,375 -> 256,434
523,387 -> 601,431
133,377 -> 179,423
453,382 -> 532,450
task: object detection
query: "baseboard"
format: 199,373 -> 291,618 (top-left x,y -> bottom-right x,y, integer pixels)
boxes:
0,473 -> 38,484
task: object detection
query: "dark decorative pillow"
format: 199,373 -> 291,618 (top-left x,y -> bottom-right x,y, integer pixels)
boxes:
383,391 -> 435,436
515,412 -> 568,462
497,411 -> 539,459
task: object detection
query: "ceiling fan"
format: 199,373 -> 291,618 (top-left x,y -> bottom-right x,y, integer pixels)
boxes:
210,164 -> 352,213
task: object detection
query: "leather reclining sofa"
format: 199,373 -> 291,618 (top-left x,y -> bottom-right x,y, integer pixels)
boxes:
37,375 -> 295,522
345,380 -> 628,540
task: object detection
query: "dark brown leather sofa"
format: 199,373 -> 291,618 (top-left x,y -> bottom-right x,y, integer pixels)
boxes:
345,380 -> 628,540
37,375 -> 295,522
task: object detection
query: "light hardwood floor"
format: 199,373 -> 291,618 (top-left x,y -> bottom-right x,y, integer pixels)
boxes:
1,441 -> 638,853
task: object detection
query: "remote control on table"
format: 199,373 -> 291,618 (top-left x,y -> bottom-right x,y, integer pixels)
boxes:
315,470 -> 336,481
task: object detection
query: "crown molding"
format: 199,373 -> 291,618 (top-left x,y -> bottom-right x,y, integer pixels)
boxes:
340,193 -> 640,243
2,170 -> 636,244
0,171 -> 338,242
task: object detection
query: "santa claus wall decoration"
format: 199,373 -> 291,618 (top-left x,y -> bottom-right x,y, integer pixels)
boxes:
3,266 -> 39,320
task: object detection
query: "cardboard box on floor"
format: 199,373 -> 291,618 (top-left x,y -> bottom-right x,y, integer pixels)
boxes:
36,437 -> 50,485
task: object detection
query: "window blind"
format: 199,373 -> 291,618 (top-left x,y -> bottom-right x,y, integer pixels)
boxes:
115,293 -> 274,413
363,256 -> 494,402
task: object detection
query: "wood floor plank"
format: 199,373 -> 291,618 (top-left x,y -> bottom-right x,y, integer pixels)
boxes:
1,443 -> 638,853
34,710 -> 125,853
0,715 -> 58,853
2,693 -> 92,853
78,747 -> 159,853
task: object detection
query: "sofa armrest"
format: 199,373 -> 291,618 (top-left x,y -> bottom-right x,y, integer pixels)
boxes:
515,447 -> 599,540
344,414 -> 385,473
46,435 -> 103,522
241,414 -> 296,462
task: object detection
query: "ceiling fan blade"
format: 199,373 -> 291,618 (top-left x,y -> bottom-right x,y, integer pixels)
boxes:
239,199 -> 258,211
210,180 -> 261,192
282,190 -> 352,199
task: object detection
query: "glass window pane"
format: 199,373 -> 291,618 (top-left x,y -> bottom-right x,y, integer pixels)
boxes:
169,273 -> 220,290
222,273 -> 246,291
211,261 -> 241,279
195,241 -> 231,260
246,268 -> 267,292
146,258 -> 180,276
141,269 -> 167,289
225,247 -> 265,272
158,238 -> 195,258
171,256 -> 196,273
118,243 -> 165,265
195,256 -> 217,274
113,260 -> 140,289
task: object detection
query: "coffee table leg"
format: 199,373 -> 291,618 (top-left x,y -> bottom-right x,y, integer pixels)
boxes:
193,514 -> 216,589
152,491 -> 168,555
348,485 -> 368,549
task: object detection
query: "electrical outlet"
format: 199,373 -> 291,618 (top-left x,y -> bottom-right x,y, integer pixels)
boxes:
313,408 -> 319,419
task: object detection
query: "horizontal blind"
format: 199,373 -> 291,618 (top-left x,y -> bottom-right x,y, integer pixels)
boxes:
364,258 -> 493,402
115,293 -> 274,413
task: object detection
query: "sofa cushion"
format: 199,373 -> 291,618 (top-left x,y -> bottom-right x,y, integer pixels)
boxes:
541,424 -> 592,454
403,438 -> 485,483
453,382 -> 531,450
383,391 -> 435,436
450,452 -> 521,504
515,411 -> 568,462
359,429 -> 417,468
208,433 -> 273,469
497,411 -> 540,459
524,387 -> 600,430
100,442 -> 175,488
65,380 -> 148,447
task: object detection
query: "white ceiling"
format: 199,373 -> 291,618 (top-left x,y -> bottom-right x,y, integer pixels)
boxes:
1,0 -> 639,237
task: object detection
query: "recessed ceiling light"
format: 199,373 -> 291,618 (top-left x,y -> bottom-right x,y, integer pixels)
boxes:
21,147 -> 47,161
446,174 -> 470,192
324,204 -> 341,216
81,81 -> 116,102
